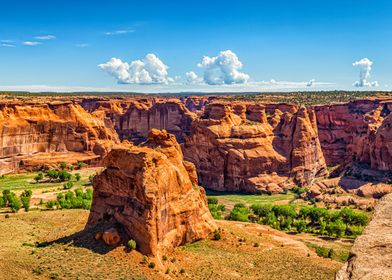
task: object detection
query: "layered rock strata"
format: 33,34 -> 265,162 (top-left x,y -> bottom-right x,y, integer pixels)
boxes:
0,101 -> 118,174
87,129 -> 216,256
183,103 -> 327,193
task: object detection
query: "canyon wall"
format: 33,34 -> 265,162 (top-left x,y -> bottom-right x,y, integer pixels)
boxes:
315,99 -> 392,170
79,98 -> 195,144
183,102 -> 327,193
1,96 -> 392,194
88,129 -> 216,256
0,101 -> 119,174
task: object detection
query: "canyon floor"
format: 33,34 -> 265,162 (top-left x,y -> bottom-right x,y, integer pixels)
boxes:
0,209 -> 347,280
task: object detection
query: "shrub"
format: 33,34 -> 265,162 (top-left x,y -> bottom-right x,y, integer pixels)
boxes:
56,189 -> 92,210
208,203 -> 225,219
213,230 -> 221,240
45,170 -> 59,181
74,173 -> 81,181
207,197 -> 218,204
315,246 -> 333,259
34,172 -> 43,182
294,219 -> 307,233
63,182 -> 74,190
272,205 -> 296,219
229,204 -> 250,222
162,255 -> 168,261
291,186 -> 308,195
250,204 -> 272,217
69,165 -> 74,171
46,200 -> 56,209
21,196 -> 30,212
9,194 -> 21,213
127,239 -> 137,251
77,161 -> 86,169
326,220 -> 346,237
21,189 -> 32,198
59,162 -> 67,170
88,174 -> 95,183
58,170 -> 72,182
180,268 -> 185,274
148,262 -> 155,269
0,196 -> 5,208
2,190 -> 11,204
308,207 -> 328,225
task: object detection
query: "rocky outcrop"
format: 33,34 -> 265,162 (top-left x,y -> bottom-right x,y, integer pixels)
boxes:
87,129 -> 216,256
336,193 -> 392,280
0,101 -> 119,174
183,103 -> 327,193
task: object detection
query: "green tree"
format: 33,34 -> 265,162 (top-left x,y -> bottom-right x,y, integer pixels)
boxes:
74,173 -> 81,181
59,162 -> 67,170
77,161 -> 86,169
229,203 -> 250,222
9,193 -> 21,213
34,172 -> 43,183
250,204 -> 272,218
294,219 -> 307,233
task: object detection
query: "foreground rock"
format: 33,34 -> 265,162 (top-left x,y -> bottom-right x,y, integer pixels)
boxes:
336,193 -> 392,280
88,129 -> 217,256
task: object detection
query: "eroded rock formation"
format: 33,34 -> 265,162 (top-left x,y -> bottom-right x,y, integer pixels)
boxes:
87,129 -> 217,256
0,101 -> 119,174
183,103 -> 327,193
80,98 -> 196,144
336,193 -> 392,280
315,99 -> 392,170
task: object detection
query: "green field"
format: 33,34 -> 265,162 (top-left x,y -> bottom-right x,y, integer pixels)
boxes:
206,189 -> 295,209
0,168 -> 100,192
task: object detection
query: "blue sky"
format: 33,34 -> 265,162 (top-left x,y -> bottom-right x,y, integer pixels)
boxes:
0,0 -> 391,92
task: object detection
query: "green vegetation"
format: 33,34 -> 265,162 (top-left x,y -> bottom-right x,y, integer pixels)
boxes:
127,239 -> 137,251
49,188 -> 93,210
0,189 -> 33,213
207,196 -> 225,219
0,167 -> 97,192
227,202 -> 369,238
148,262 -> 155,269
213,230 -> 221,240
229,203 -> 250,222
206,190 -> 295,206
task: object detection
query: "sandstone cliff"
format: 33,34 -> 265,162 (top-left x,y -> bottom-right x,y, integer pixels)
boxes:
315,99 -> 392,170
87,129 -> 216,256
336,193 -> 392,280
0,101 -> 119,174
80,98 -> 196,144
183,103 -> 327,193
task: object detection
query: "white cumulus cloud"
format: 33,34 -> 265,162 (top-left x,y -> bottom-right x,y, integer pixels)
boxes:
197,50 -> 249,85
99,53 -> 172,84
352,58 -> 378,87
185,71 -> 201,84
